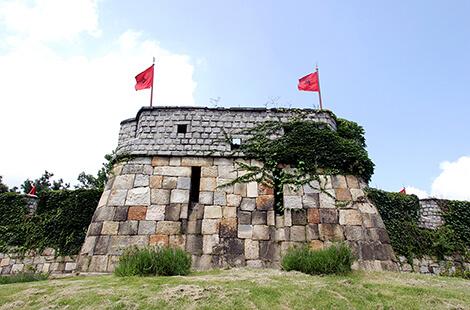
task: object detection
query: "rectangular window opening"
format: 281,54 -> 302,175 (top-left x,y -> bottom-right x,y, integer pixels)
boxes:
177,124 -> 187,134
189,166 -> 201,204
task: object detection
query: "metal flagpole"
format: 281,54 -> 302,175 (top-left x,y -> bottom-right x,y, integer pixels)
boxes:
150,57 -> 155,107
316,64 -> 323,110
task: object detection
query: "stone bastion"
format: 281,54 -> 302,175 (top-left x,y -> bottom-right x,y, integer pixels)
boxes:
77,106 -> 397,272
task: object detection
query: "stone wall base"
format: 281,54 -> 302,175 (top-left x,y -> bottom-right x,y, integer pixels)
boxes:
0,249 -> 76,275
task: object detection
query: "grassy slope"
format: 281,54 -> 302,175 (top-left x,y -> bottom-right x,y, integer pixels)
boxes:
0,269 -> 469,310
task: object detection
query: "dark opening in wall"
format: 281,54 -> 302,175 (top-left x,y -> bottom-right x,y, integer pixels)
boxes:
177,124 -> 187,134
189,166 -> 201,204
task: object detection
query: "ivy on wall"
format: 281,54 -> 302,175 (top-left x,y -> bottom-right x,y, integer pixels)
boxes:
366,188 -> 469,262
0,189 -> 100,255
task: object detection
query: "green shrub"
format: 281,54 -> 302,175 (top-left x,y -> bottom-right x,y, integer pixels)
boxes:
114,246 -> 191,277
0,272 -> 48,285
281,243 -> 354,275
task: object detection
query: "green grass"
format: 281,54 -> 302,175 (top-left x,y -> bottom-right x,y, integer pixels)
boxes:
0,268 -> 469,309
0,272 -> 48,285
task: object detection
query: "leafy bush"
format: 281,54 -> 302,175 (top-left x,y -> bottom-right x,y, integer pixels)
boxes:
114,246 -> 192,277
0,272 -> 48,285
281,243 -> 354,275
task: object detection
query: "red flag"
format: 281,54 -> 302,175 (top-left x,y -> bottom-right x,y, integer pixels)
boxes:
399,187 -> 406,194
135,64 -> 154,91
28,185 -> 37,196
298,72 -> 319,92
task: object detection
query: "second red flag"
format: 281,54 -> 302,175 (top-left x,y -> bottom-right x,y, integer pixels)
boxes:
298,72 -> 319,92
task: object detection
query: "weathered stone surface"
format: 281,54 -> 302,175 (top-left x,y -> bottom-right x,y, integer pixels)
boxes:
201,166 -> 218,177
240,198 -> 256,211
149,175 -> 163,189
320,209 -> 338,224
238,224 -> 253,239
223,206 -> 237,218
88,255 -> 108,272
146,205 -> 165,221
260,241 -> 280,262
306,224 -> 319,240
181,157 -> 213,167
303,181 -> 321,194
156,221 -> 181,234
267,210 -> 275,226
154,166 -> 191,177
125,187 -> 150,205
205,206 -> 222,219
358,203 -> 377,214
134,174 -> 149,187
138,221 -> 156,235
319,189 -> 336,208
339,209 -> 362,226
98,190 -> 110,207
162,176 -> 178,189
218,165 -> 237,179
169,157 -> 181,166
152,156 -> 169,167
114,206 -> 128,221
307,208 -> 320,224
149,234 -> 169,247
238,211 -> 252,225
170,189 -> 189,204
319,224 -> 344,241
292,210 -> 307,225
199,191 -> 213,204
87,222 -> 103,236
169,235 -> 186,249
150,189 -> 170,206
283,196 -> 302,209
350,188 -> 365,201
252,225 -> 269,240
93,236 -> 110,255
101,221 -> 119,235
290,226 -> 306,242
108,236 -> 148,255
108,189 -> 127,206
220,218 -> 237,238
284,209 -> 292,226
227,194 -> 242,207
335,188 -> 352,201
309,239 -> 324,250
200,177 -> 216,191
256,195 -> 274,210
128,206 -> 147,220
165,204 -> 182,221
331,175 -> 347,189
203,234 -> 219,254
223,238 -> 244,255
368,228 -> 390,243
213,192 -> 227,205
252,210 -> 267,225
303,193 -> 320,208
247,181 -> 258,197
275,228 -> 288,241
283,184 -> 303,196
344,226 -> 365,241
187,219 -> 202,234
185,235 -> 203,254
94,207 -> 115,221
244,239 -> 259,259
234,183 -> 247,196
363,213 -> 385,228
80,236 -> 97,255
118,221 -> 138,235
346,175 -> 360,189
201,219 -> 219,234
177,177 -> 191,189
113,174 -> 135,190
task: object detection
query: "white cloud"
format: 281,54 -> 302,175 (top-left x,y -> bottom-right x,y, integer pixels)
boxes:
0,0 -> 197,188
431,156 -> 470,200
404,186 -> 429,199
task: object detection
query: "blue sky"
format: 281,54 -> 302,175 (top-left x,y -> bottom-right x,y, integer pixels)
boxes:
0,0 -> 469,199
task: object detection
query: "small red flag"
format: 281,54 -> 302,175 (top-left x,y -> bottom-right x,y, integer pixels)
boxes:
28,185 -> 37,196
399,187 -> 406,194
298,72 -> 320,92
135,64 -> 154,91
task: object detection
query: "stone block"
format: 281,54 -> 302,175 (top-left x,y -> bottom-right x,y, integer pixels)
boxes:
303,181 -> 321,193
223,206 -> 237,218
218,165 -> 237,179
108,190 -> 127,206
284,196 -> 302,209
247,181 -> 258,197
307,224 -> 319,240
350,188 -> 365,201
201,219 -> 219,234
303,193 -> 320,208
227,194 -> 242,207
118,221 -> 138,235
331,175 -> 347,189
238,211 -> 252,224
156,221 -> 181,234
146,205 -> 165,221
149,175 -> 163,189
177,177 -> 191,189
335,188 -> 352,201
223,238 -> 244,255
220,218 -> 237,238
346,175 -> 360,189
152,156 -> 169,166
339,209 -> 362,226
165,204 -> 182,221
125,187 -> 150,205
200,177 -> 216,191
87,222 -> 103,236
134,174 -> 149,187
88,255 -> 108,272
204,205 -> 222,219
128,206 -> 147,220
359,242 -> 375,260
258,183 -> 274,195
368,228 -> 390,243
344,226 -> 365,241
358,203 -> 377,214
267,210 -> 275,226
275,228 -> 288,241
138,221 -> 156,235
199,191 -> 213,204
291,209 -> 307,225
253,225 -> 269,240
252,210 -> 267,225
80,236 -> 97,255
275,215 -> 284,228
215,158 -> 233,166
290,226 -> 306,242
98,190 -> 110,207
213,192 -> 227,205
319,224 -> 344,241
256,195 -> 274,210
93,236 -> 110,255
203,234 -> 220,254
114,206 -> 128,221
320,209 -> 338,224
187,219 -> 202,234
260,241 -> 280,262
109,236 -> 148,255
246,260 -> 264,268
240,198 -> 256,211
113,174 -> 135,190
162,176 -> 178,189
319,189 -> 336,208
101,221 -> 119,235
185,235 -> 203,255
94,207 -> 115,221
169,235 -> 186,249
234,183 -> 247,196
201,166 -> 218,177
169,157 -> 181,166
284,209 -> 292,226
363,214 -> 385,228
309,240 -> 324,250
238,224 -> 253,239
181,157 -> 213,167
283,184 -> 303,196
154,166 -> 191,177
307,208 -> 320,224
170,189 -> 189,204
245,240 -> 259,259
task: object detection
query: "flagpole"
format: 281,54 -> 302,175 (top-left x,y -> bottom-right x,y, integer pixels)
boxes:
316,64 -> 323,110
150,57 -> 155,107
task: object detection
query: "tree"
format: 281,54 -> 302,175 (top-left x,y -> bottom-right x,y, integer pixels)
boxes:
76,151 -> 116,190
0,176 -> 9,194
21,170 -> 70,196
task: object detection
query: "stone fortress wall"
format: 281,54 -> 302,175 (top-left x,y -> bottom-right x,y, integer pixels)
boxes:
77,107 -> 397,273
